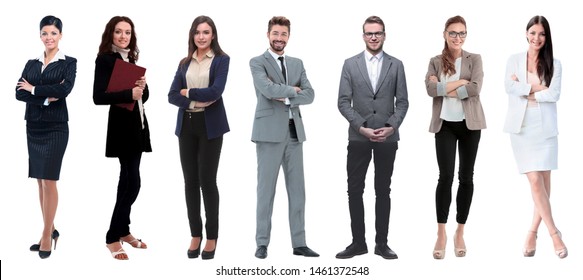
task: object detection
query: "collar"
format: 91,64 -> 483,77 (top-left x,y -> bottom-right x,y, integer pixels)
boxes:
36,49 -> 66,63
364,50 -> 383,62
193,49 -> 215,61
112,44 -> 130,61
268,48 -> 285,61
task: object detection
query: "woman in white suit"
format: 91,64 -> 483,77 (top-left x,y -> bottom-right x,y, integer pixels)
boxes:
503,15 -> 567,259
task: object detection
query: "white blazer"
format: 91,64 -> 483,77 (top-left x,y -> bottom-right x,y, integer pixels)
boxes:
503,52 -> 562,138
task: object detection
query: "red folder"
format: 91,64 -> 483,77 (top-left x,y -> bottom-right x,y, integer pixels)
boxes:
106,58 -> 146,111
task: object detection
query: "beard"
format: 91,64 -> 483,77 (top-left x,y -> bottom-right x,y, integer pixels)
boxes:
270,40 -> 286,52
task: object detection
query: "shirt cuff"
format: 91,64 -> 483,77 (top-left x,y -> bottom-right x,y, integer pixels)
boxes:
437,82 -> 447,96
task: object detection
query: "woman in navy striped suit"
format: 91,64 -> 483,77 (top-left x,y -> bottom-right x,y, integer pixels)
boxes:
15,15 -> 77,259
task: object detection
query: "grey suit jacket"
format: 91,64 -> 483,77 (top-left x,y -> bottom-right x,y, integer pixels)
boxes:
250,50 -> 314,143
424,50 -> 486,133
338,51 -> 409,142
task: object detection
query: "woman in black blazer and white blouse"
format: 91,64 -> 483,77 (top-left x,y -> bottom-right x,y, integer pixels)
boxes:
16,15 -> 77,259
93,16 -> 151,260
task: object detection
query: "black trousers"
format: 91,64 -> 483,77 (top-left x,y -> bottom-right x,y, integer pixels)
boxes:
346,140 -> 397,245
179,112 -> 223,239
106,152 -> 142,244
434,120 -> 481,224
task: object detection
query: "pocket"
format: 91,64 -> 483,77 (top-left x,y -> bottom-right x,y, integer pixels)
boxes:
255,108 -> 274,119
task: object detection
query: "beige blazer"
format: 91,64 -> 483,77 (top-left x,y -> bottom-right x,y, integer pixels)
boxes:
425,50 -> 486,133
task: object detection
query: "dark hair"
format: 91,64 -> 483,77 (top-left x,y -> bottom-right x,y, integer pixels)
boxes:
441,15 -> 466,76
40,15 -> 63,33
180,15 -> 227,65
362,16 -> 385,33
527,15 -> 554,85
98,16 -> 139,62
268,16 -> 290,33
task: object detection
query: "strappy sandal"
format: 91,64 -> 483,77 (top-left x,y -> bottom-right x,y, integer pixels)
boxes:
122,238 -> 147,249
107,243 -> 129,260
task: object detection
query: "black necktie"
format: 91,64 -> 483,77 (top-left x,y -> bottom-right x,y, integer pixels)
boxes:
278,56 -> 287,84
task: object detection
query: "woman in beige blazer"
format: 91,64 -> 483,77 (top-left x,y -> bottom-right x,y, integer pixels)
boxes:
503,15 -> 567,259
425,15 -> 486,259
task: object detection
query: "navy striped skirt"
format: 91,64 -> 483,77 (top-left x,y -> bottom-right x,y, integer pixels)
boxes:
26,121 -> 69,180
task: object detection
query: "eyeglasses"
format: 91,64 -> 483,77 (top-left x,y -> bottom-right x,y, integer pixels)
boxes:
363,32 -> 385,39
447,31 -> 467,38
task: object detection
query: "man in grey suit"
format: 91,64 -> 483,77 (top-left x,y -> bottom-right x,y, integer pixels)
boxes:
336,16 -> 409,260
250,16 -> 318,259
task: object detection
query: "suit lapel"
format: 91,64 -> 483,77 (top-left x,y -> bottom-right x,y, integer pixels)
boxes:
355,53 -> 374,93
518,52 -> 528,82
460,50 -> 470,78
376,51 -> 392,93
264,51 -> 285,84
43,59 -> 61,74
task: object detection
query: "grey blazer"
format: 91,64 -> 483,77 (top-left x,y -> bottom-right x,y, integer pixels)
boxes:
338,51 -> 409,142
250,50 -> 314,143
425,50 -> 486,133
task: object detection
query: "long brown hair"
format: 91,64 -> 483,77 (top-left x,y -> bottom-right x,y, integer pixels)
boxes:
527,15 -> 554,85
180,15 -> 227,65
441,15 -> 466,76
98,16 -> 139,62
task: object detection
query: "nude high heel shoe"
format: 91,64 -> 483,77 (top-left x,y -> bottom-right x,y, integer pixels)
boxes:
523,231 -> 537,257
453,233 -> 466,257
552,231 -> 568,259
433,236 -> 446,259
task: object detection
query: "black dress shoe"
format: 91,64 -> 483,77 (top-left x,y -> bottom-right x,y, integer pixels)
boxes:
374,243 -> 398,259
293,246 -> 320,257
255,245 -> 267,259
336,243 -> 368,259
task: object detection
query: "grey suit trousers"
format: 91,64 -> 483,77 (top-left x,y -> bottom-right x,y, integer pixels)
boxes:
255,132 -> 306,248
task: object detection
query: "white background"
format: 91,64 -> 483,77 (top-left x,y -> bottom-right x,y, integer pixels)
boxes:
1,0 -> 581,279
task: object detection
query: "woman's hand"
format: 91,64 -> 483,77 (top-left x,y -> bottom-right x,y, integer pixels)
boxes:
132,87 -> 143,100
135,76 -> 146,89
16,78 -> 34,92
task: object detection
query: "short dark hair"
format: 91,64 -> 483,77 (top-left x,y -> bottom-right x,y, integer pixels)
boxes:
40,15 -> 63,33
362,16 -> 385,33
268,16 -> 290,33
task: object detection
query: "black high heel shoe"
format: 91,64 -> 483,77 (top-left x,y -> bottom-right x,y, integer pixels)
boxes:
30,229 -> 60,252
39,234 -> 57,259
201,240 -> 217,260
187,237 -> 203,259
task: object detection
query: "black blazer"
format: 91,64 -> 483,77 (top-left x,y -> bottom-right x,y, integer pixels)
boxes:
93,52 -> 152,158
15,55 -> 77,122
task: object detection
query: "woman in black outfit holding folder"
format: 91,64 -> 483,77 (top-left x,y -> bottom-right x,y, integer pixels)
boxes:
16,15 -> 76,259
93,15 -> 151,260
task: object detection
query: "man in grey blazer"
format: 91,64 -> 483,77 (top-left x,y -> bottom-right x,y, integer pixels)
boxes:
250,16 -> 318,259
336,16 -> 408,260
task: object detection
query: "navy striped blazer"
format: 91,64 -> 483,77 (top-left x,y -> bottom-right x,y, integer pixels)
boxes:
15,55 -> 77,122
